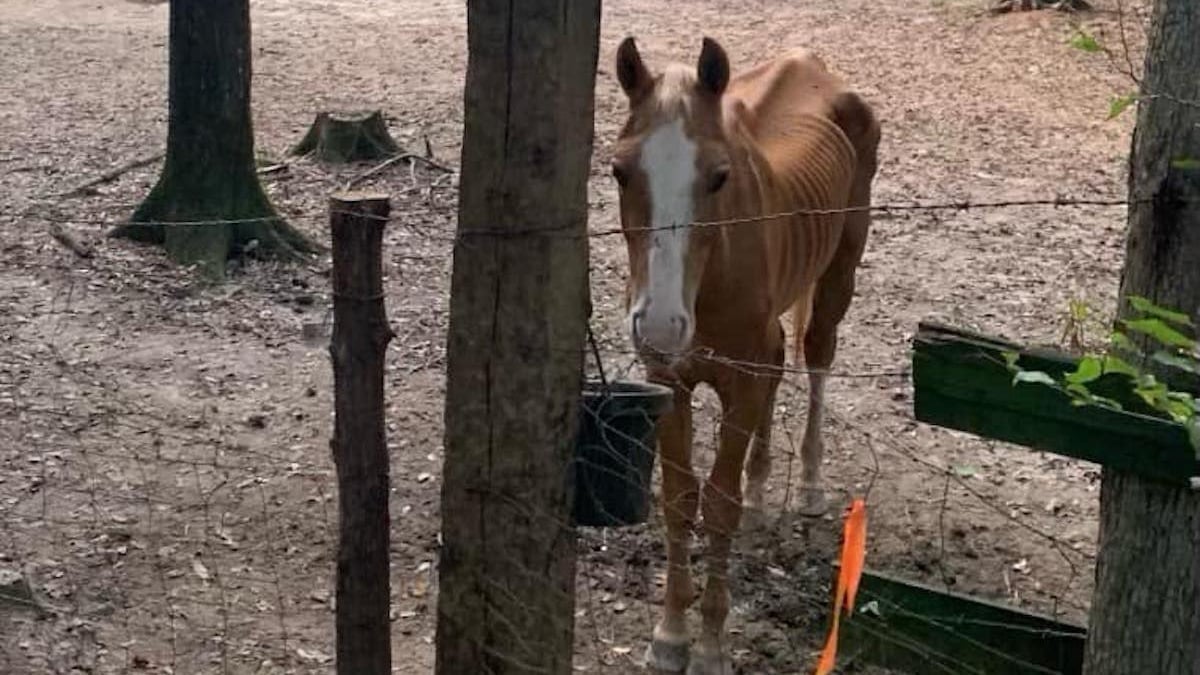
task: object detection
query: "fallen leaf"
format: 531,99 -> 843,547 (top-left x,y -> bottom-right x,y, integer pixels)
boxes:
295,647 -> 331,663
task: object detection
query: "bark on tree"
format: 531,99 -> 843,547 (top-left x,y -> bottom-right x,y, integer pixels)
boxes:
1084,1 -> 1200,673
435,2 -> 601,674
112,0 -> 316,279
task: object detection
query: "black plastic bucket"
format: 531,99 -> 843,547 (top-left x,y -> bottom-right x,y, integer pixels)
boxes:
573,379 -> 674,527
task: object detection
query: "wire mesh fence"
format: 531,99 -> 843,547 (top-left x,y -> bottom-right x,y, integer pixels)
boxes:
0,177 -> 1116,674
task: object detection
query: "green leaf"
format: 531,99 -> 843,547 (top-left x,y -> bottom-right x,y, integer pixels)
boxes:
1109,331 -> 1143,357
1065,382 -> 1093,400
1069,31 -> 1102,53
1101,354 -> 1140,377
1151,349 -> 1199,374
1090,394 -> 1125,411
1122,318 -> 1197,350
1107,93 -> 1136,120
1013,370 -> 1058,388
1161,397 -> 1195,425
1002,350 -> 1020,370
1171,157 -> 1200,171
1065,356 -> 1103,385
954,465 -> 979,478
1068,299 -> 1091,321
1127,296 -> 1194,327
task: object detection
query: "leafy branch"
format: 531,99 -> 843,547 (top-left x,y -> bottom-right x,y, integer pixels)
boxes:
1005,297 -> 1200,454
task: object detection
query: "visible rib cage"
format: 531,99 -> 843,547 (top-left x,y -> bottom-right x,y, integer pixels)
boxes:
723,111 -> 858,358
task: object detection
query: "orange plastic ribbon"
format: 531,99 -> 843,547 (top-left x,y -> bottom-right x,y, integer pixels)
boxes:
814,498 -> 867,675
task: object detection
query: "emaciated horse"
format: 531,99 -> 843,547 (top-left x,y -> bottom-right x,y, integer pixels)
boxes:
609,36 -> 880,674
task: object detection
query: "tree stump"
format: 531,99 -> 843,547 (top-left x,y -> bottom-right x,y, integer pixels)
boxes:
291,111 -> 401,163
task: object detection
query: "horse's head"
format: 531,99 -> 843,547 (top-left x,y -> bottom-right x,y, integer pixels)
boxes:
610,37 -> 734,362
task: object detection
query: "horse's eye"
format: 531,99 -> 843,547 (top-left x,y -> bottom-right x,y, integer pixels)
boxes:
612,163 -> 629,188
708,166 -> 730,193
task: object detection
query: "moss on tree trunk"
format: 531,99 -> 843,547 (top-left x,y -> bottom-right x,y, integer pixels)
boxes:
113,0 -> 316,279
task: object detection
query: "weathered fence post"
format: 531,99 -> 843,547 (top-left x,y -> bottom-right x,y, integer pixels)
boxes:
435,1 -> 602,673
329,193 -> 393,675
1084,0 -> 1200,672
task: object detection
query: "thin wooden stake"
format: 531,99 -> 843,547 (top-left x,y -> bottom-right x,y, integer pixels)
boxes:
329,192 -> 393,675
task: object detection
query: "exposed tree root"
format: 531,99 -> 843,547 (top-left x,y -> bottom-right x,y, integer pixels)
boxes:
990,0 -> 1092,13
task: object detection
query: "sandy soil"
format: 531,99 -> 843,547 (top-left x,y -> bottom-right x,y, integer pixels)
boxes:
0,0 -> 1150,672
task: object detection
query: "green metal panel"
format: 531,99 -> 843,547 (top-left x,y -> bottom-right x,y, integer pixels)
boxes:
912,321 -> 1198,485
839,567 -> 1086,675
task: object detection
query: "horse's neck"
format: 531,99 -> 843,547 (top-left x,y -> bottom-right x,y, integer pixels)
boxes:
713,130 -> 779,244
698,131 -> 778,295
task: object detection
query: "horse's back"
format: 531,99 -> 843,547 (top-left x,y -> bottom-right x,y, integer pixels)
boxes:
726,49 -> 878,198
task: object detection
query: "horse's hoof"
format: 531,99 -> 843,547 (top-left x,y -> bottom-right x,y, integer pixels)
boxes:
645,637 -> 690,673
686,644 -> 734,675
796,486 -> 828,517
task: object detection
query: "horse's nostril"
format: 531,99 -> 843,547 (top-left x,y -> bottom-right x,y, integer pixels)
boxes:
631,310 -> 645,340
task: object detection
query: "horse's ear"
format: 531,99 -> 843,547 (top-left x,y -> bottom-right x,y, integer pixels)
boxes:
617,36 -> 652,103
697,37 -> 729,97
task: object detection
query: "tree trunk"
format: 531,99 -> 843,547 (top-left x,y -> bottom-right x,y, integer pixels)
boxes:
112,0 -> 315,279
1084,1 -> 1200,673
435,2 -> 601,674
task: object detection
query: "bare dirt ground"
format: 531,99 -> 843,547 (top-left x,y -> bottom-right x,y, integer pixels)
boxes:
0,0 -> 1151,673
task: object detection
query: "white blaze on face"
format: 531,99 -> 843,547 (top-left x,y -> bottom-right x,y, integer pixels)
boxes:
630,117 -> 698,356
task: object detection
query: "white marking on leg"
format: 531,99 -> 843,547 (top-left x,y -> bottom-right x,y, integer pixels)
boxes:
744,426 -> 771,520
631,118 -> 698,355
799,371 -> 828,516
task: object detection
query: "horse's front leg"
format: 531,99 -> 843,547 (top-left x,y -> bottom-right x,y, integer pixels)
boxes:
691,372 -> 772,675
645,383 -> 698,674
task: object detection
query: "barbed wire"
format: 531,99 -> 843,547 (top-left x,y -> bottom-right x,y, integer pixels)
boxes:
2,32 -> 1148,670
7,189 -> 1161,246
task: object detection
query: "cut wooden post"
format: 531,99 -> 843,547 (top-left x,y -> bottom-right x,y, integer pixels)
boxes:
435,2 -> 602,673
328,193 -> 393,675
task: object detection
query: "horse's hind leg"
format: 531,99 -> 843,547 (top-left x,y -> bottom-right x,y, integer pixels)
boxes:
799,218 -> 868,517
798,93 -> 876,517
